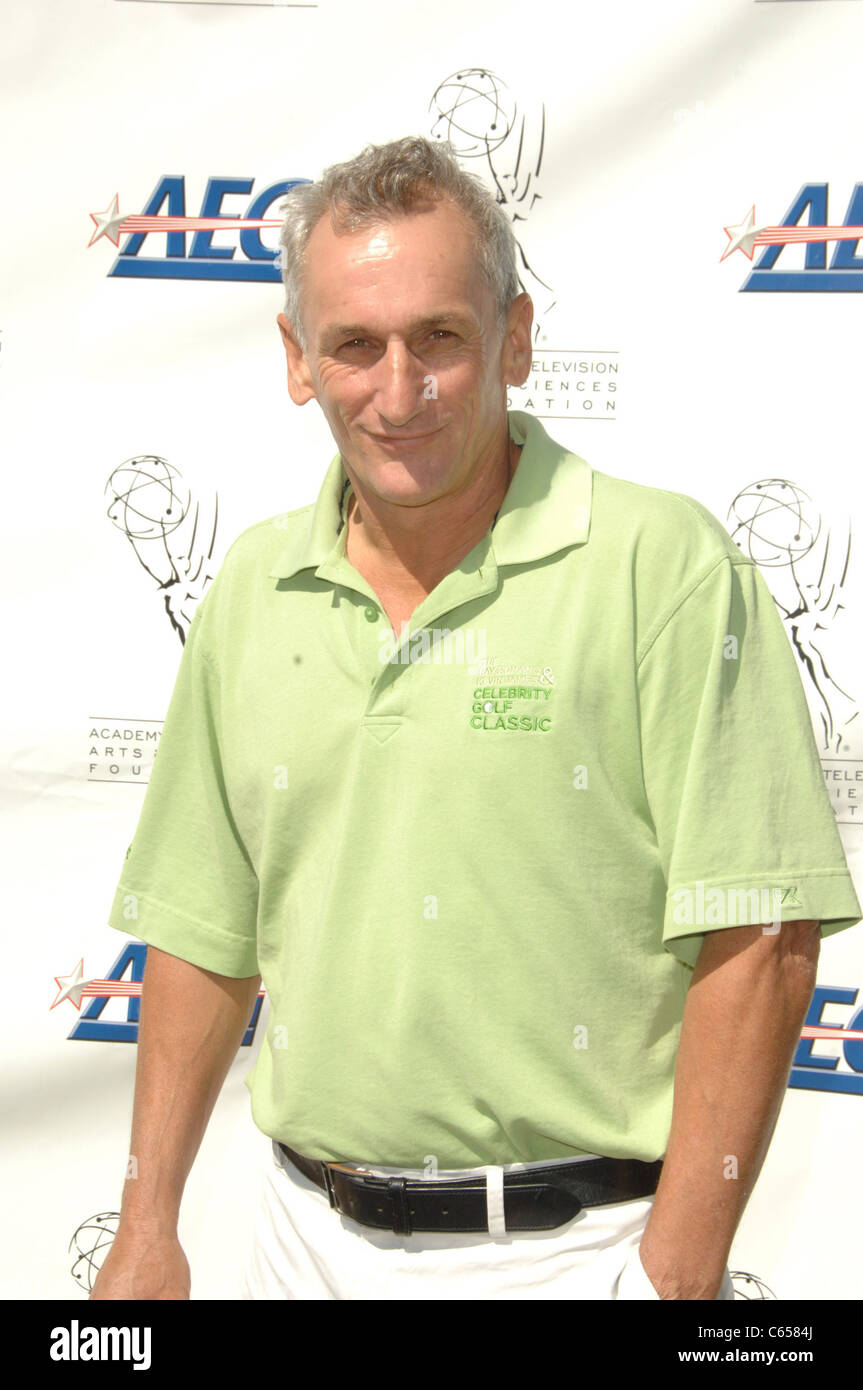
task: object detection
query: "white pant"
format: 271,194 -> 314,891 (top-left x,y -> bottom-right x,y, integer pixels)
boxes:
241,1139 -> 735,1300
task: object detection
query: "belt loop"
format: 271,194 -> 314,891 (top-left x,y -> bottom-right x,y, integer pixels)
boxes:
387,1176 -> 412,1235
483,1166 -> 507,1237
320,1162 -> 337,1210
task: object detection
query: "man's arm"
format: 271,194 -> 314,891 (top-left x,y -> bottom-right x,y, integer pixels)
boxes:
637,919 -> 820,1300
89,944 -> 262,1300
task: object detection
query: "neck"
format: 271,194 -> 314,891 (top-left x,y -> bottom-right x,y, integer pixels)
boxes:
344,430 -> 521,593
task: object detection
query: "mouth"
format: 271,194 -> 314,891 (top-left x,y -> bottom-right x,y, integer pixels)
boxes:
369,427 -> 443,445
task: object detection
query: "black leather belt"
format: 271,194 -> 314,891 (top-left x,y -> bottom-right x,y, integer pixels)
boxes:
274,1141 -> 663,1235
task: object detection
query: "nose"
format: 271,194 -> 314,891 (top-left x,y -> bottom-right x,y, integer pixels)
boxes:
374,339 -> 427,429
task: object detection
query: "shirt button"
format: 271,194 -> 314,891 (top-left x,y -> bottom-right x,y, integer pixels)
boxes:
364,605 -> 379,622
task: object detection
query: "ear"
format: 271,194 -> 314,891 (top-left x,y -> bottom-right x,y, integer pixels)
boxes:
277,312 -> 317,406
501,293 -> 534,390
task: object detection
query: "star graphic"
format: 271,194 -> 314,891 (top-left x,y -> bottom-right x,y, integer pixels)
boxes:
88,194 -> 127,248
51,959 -> 93,1011
720,205 -> 767,262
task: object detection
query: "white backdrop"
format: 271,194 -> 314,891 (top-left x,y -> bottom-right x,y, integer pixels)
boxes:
2,0 -> 862,1299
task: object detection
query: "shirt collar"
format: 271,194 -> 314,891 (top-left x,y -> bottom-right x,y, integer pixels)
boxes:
267,409 -> 592,581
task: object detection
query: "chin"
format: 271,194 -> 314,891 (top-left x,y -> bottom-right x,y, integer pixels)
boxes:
366,447 -> 449,478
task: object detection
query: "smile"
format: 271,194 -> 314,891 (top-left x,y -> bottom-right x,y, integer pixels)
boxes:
370,429 -> 442,444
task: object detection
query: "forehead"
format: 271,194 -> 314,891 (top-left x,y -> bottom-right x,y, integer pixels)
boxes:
302,199 -> 493,329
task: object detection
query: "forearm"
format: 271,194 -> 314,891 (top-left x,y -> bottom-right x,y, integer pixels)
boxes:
638,922 -> 819,1299
118,944 -> 261,1234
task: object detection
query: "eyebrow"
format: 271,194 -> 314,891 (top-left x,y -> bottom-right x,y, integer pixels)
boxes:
320,312 -> 476,345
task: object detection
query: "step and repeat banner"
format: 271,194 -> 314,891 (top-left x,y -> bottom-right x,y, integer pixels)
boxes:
2,0 -> 862,1300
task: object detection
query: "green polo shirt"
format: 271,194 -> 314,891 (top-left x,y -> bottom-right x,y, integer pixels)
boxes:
107,409 -> 861,1169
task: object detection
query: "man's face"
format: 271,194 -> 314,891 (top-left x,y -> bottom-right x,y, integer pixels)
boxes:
276,198 -> 532,508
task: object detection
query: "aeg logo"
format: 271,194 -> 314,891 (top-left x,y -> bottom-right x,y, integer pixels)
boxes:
722,183 -> 863,290
53,943 -> 264,1044
88,175 -> 310,281
790,984 -> 863,1094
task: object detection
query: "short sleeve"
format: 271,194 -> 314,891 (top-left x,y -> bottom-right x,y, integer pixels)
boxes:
106,596 -> 260,977
637,554 -> 862,970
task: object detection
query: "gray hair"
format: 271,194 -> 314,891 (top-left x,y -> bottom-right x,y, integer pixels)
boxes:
277,135 -> 521,352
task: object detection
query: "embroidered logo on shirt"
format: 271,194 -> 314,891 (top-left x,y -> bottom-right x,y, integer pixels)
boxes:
471,658 -> 555,687
468,661 -> 556,732
778,885 -> 802,908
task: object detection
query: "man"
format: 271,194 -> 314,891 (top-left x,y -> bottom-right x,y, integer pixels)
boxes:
91,135 -> 861,1301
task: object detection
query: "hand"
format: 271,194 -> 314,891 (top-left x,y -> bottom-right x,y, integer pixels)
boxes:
89,1226 -> 191,1300
638,1241 -> 723,1300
